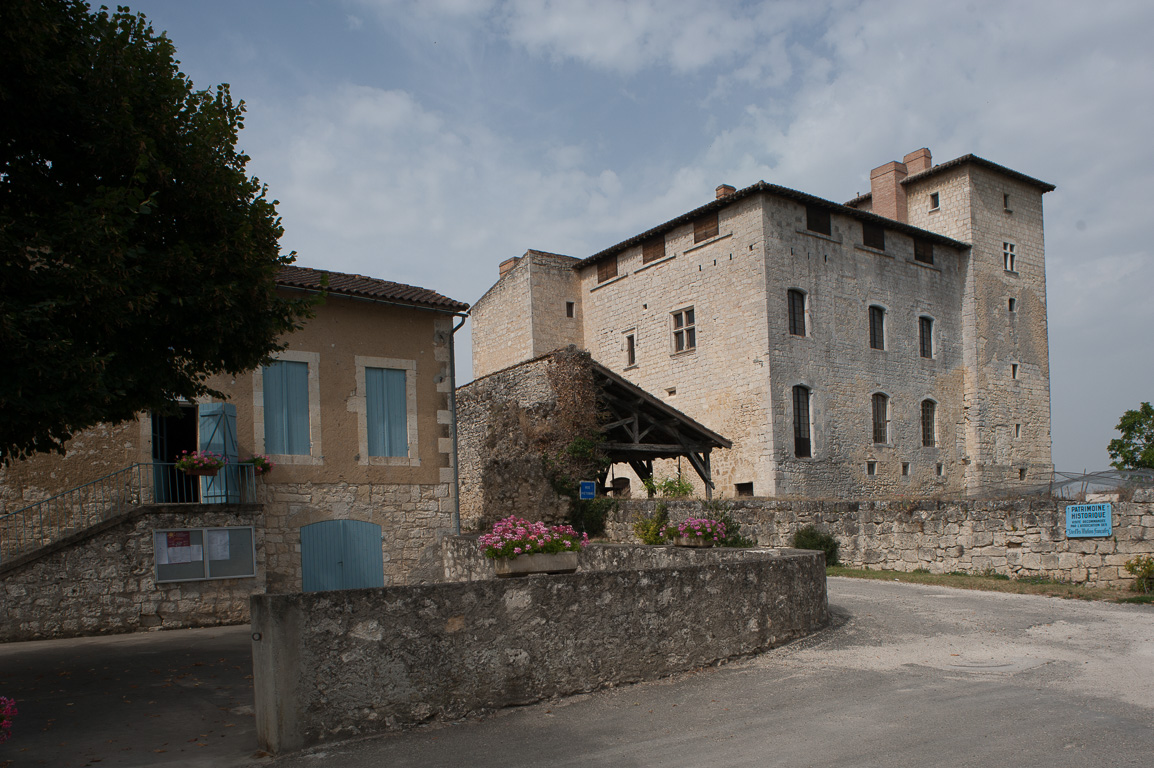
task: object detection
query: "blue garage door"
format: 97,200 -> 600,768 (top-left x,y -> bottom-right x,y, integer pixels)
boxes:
299,520 -> 385,593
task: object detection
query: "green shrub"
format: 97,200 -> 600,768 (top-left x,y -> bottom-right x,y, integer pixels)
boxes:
641,475 -> 694,498
568,497 -> 614,537
632,501 -> 670,545
1124,555 -> 1154,593
702,500 -> 756,547
791,525 -> 840,566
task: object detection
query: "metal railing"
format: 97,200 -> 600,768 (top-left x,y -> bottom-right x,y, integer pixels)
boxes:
0,462 -> 256,564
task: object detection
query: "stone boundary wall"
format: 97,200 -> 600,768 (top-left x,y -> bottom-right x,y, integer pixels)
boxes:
0,504 -> 264,643
609,493 -> 1154,587
250,545 -> 828,754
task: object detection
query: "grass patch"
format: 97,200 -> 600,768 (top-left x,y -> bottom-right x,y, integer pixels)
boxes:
827,565 -> 1147,604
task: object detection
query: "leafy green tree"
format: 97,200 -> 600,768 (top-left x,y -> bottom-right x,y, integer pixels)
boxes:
1,1 -> 311,463
1108,403 -> 1154,471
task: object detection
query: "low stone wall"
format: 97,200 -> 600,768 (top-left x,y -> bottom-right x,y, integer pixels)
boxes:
610,494 -> 1154,587
0,504 -> 264,642
251,544 -> 828,753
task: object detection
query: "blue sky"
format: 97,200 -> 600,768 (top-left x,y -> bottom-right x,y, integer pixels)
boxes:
127,0 -> 1154,472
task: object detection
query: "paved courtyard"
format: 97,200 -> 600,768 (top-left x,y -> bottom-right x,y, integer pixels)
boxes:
3,578 -> 1152,767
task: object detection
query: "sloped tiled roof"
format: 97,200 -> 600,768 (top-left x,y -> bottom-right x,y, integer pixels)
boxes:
845,154 -> 1055,205
574,179 -> 969,270
276,265 -> 469,312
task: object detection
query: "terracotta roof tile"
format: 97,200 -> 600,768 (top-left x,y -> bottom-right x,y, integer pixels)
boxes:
276,265 -> 468,312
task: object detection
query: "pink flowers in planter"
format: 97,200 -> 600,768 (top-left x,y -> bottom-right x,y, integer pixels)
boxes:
173,450 -> 226,473
478,515 -> 589,561
662,516 -> 726,545
0,695 -> 17,744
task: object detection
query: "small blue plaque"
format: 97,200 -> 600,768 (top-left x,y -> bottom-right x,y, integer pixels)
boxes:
578,481 -> 596,500
1065,503 -> 1112,538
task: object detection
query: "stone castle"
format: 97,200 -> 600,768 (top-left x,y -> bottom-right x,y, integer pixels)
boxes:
470,149 -> 1054,498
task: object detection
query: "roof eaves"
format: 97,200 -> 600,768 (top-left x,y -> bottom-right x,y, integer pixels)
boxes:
901,154 -> 1056,192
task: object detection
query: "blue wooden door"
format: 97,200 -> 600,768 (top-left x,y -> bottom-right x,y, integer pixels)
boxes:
199,402 -> 239,503
300,520 -> 385,592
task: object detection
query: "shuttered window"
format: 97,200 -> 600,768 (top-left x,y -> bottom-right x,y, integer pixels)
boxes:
694,212 -> 718,243
642,236 -> 666,264
597,255 -> 618,283
914,239 -> 934,265
793,385 -> 812,458
263,360 -> 310,455
862,221 -> 885,251
806,204 -> 831,236
366,367 -> 408,457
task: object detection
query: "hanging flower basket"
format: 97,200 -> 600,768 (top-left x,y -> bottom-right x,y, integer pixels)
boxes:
174,450 -> 226,477
244,454 -> 275,476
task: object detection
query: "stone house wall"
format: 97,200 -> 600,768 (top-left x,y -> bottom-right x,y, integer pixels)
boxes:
609,493 -> 1154,588
0,504 -> 263,643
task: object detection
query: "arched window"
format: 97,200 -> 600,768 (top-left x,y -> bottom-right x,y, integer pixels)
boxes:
872,393 -> 889,444
793,385 -> 811,458
921,399 -> 937,447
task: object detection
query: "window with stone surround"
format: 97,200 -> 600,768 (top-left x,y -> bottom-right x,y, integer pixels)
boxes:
624,331 -> 636,368
353,356 -> 419,466
914,239 -> 934,265
694,212 -> 718,243
788,289 -> 807,336
597,255 -> 618,283
1003,242 -> 1016,272
919,316 -> 934,359
255,350 -> 322,464
872,392 -> 889,444
869,305 -> 886,350
566,301 -> 575,318
806,204 -> 831,236
793,385 -> 812,458
929,192 -> 940,210
862,221 -> 885,251
642,235 -> 666,264
671,307 -> 696,353
922,399 -> 937,447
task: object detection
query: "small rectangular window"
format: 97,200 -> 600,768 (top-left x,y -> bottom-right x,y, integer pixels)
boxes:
872,393 -> 889,444
788,289 -> 807,336
806,204 -> 831,236
1003,242 -> 1016,272
866,461 -> 877,476
642,236 -> 666,264
869,305 -> 885,350
1015,423 -> 1022,438
901,462 -> 910,476
672,307 -> 696,352
1003,193 -> 1012,212
793,385 -> 812,458
919,316 -> 933,359
597,255 -> 619,283
735,482 -> 754,497
914,239 -> 934,265
625,333 -> 636,367
936,463 -> 944,477
566,301 -> 575,318
1011,363 -> 1019,379
1008,297 -> 1017,312
862,221 -> 885,251
1019,468 -> 1028,481
694,212 -> 719,243
929,192 -> 940,210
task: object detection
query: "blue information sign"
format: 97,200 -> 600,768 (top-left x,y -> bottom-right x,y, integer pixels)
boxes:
578,481 -> 596,500
1065,503 -> 1112,538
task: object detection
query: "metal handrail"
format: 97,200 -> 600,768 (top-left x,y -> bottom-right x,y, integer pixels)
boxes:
0,462 -> 256,563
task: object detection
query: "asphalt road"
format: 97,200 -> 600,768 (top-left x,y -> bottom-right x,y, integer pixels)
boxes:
3,578 -> 1153,767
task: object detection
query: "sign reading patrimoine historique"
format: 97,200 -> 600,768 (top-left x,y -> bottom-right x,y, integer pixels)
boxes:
1065,503 -> 1113,538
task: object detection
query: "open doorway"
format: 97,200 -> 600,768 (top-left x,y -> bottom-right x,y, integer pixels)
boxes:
152,405 -> 199,502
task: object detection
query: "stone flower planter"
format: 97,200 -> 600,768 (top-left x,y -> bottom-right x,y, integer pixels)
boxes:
670,536 -> 713,548
493,551 -> 579,578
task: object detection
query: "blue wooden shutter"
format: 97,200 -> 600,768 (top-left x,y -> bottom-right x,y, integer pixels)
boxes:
366,367 -> 408,458
199,402 -> 239,503
263,361 -> 310,455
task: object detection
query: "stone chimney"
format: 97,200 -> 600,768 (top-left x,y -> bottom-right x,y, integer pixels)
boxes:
903,148 -> 932,175
716,184 -> 736,199
498,256 -> 520,278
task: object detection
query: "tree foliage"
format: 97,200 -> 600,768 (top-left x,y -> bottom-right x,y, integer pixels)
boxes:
1108,402 -> 1154,471
0,1 -> 312,463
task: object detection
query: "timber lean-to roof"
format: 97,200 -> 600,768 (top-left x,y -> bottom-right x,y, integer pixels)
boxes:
277,265 -> 469,313
574,179 -> 969,271
844,154 -> 1056,206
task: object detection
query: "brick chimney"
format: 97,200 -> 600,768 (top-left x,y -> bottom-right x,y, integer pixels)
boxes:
716,184 -> 736,199
869,162 -> 908,222
903,148 -> 932,175
498,256 -> 520,278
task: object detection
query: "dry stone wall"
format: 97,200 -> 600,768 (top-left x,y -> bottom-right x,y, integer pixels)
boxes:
610,494 -> 1154,588
0,504 -> 263,642
251,545 -> 828,753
